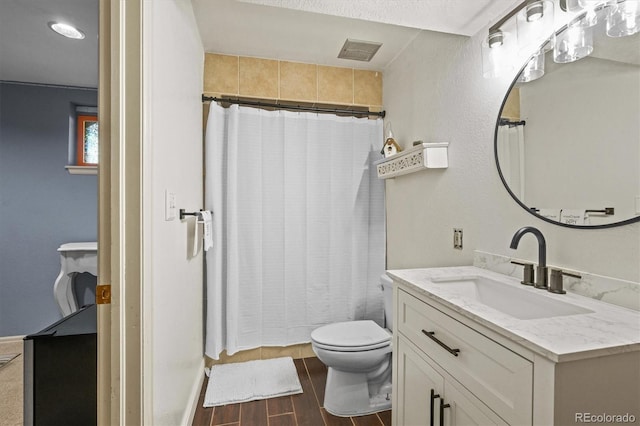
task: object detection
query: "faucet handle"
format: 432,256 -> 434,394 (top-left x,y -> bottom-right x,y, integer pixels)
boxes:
548,269 -> 581,294
511,260 -> 535,286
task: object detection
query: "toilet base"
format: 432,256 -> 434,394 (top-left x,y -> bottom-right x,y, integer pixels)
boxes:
323,367 -> 392,417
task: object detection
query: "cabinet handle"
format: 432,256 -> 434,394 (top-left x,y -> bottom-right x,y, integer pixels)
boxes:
421,330 -> 461,357
439,400 -> 451,426
430,389 -> 440,426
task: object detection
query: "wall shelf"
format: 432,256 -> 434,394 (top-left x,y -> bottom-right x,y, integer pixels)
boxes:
375,142 -> 448,179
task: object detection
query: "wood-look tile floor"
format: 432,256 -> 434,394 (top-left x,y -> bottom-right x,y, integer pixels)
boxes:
193,357 -> 392,426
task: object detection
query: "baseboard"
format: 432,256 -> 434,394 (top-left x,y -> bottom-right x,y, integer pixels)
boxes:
181,358 -> 205,426
0,335 -> 25,344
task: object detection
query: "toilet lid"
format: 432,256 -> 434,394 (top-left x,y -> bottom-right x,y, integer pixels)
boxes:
311,320 -> 391,350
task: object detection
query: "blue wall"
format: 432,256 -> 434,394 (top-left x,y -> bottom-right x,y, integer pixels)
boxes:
0,82 -> 98,336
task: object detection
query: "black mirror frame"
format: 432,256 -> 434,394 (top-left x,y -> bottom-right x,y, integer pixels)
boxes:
494,23 -> 640,229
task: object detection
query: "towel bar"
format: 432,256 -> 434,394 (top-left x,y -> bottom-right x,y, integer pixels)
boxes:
179,209 -> 203,220
530,207 -> 614,215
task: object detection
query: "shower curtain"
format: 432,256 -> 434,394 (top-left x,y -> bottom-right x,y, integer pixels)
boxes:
497,124 -> 526,200
205,103 -> 385,360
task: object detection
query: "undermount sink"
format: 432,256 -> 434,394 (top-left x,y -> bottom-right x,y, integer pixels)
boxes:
430,276 -> 594,320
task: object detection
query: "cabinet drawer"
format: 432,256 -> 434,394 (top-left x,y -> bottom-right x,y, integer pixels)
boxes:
397,289 -> 533,426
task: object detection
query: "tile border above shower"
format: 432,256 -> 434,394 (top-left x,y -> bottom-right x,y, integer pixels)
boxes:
474,250 -> 640,312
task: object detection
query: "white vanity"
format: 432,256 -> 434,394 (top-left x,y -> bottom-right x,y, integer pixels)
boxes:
389,266 -> 640,426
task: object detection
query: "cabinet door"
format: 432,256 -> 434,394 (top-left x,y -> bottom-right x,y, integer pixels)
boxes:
442,379 -> 508,426
396,336 -> 444,426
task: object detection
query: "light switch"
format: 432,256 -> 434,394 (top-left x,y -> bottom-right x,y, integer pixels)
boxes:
165,190 -> 176,221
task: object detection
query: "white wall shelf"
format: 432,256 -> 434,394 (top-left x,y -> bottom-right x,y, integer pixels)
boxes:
375,142 -> 448,179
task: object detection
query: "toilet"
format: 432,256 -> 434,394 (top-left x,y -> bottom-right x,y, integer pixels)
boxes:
311,274 -> 394,417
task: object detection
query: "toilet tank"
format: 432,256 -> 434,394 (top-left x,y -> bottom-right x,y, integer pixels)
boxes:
380,274 -> 394,330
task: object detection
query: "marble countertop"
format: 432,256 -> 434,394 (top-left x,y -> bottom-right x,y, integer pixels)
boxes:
387,266 -> 640,363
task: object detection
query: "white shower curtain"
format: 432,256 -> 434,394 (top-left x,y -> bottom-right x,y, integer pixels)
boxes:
205,103 -> 385,360
497,124 -> 526,200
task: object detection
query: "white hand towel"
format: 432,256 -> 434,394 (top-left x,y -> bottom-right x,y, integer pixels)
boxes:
560,209 -> 586,225
538,209 -> 561,221
200,210 -> 213,251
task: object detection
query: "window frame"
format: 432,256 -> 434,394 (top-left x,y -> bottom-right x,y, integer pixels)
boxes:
76,114 -> 99,166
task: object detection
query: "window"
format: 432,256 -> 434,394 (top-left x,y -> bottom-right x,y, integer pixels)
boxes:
76,114 -> 99,166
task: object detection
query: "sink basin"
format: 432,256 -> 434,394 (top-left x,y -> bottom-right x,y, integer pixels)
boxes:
430,276 -> 594,320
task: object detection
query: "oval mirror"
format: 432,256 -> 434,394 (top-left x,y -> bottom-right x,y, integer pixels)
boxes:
495,7 -> 640,228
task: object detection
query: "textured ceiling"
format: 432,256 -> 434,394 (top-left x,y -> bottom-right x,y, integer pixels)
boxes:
0,0 -> 521,87
235,0 -> 522,36
194,0 -> 522,71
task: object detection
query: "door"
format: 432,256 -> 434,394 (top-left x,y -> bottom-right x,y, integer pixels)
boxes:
396,336 -> 445,426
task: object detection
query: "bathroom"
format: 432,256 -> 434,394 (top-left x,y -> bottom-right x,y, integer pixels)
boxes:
1,0 -> 638,424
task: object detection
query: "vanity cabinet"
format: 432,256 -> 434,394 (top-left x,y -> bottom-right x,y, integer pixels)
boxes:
392,278 -> 640,426
394,288 -> 531,425
396,335 -> 507,425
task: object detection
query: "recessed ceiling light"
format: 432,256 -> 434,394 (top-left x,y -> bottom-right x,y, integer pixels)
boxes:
48,21 -> 85,40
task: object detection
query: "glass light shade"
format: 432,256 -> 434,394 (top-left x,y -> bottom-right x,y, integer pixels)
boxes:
565,0 -> 600,27
578,0 -> 616,7
517,50 -> 546,82
606,0 -> 640,37
516,0 -> 555,53
566,0 -> 585,11
553,23 -> 594,62
482,30 -> 517,78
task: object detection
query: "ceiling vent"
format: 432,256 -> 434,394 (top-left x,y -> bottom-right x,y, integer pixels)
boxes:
338,39 -> 383,62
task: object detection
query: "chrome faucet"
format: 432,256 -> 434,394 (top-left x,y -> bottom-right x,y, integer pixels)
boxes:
510,226 -> 548,289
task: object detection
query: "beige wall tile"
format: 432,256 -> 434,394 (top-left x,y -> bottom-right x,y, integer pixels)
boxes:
299,343 -> 316,358
502,88 -> 520,120
204,54 -> 383,112
318,66 -> 353,105
279,61 -> 317,102
354,69 -> 383,106
206,347 -> 262,366
239,57 -> 279,99
261,345 -> 301,360
204,53 -> 238,95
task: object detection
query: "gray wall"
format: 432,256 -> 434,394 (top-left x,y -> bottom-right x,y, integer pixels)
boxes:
0,82 -> 98,336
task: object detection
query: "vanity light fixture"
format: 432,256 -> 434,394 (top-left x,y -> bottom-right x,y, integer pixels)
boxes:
563,0 -> 639,36
482,0 -> 554,79
484,0 -> 640,79
48,21 -> 85,40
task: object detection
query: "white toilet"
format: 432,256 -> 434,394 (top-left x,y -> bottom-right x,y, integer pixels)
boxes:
311,274 -> 394,417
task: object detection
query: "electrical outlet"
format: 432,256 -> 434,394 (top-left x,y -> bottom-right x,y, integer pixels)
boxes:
453,228 -> 463,250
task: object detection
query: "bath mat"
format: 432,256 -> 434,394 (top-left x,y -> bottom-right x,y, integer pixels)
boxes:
203,356 -> 302,407
0,353 -> 19,371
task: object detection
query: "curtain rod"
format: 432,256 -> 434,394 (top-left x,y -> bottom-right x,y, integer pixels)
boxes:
202,95 -> 385,118
499,118 -> 526,126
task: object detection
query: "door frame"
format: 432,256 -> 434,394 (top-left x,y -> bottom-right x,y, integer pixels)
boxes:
97,0 -> 144,424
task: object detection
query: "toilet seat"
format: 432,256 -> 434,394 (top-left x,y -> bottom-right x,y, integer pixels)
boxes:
311,320 -> 391,352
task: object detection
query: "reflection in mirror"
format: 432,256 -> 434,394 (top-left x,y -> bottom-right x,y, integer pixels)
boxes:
496,8 -> 640,228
